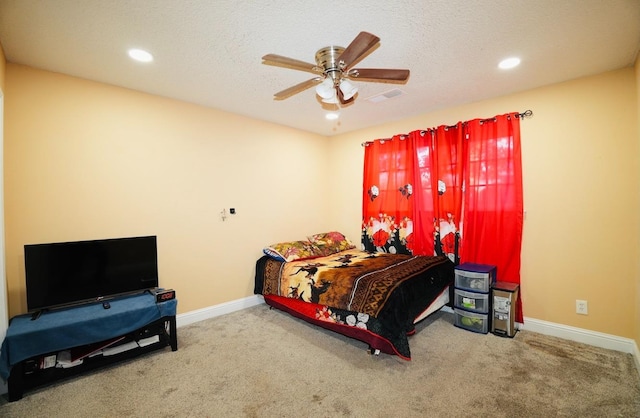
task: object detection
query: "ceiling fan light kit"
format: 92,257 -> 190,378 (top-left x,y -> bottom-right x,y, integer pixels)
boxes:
262,31 -> 410,107
315,77 -> 336,99
339,79 -> 358,100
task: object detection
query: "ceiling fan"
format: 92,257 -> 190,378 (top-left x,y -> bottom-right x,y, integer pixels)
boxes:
262,31 -> 410,106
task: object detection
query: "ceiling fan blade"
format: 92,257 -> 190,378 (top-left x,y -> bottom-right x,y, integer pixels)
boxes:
336,31 -> 380,70
273,78 -> 322,100
348,68 -> 410,83
262,54 -> 321,75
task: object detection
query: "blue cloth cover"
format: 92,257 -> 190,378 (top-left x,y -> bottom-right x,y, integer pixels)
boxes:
0,292 -> 177,380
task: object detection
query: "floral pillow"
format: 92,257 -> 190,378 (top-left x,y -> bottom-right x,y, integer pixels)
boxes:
307,231 -> 355,256
263,240 -> 321,262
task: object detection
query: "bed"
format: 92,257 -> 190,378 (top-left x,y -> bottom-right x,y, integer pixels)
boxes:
254,232 -> 455,360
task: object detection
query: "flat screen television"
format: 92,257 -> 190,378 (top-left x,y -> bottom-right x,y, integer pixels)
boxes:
24,235 -> 159,313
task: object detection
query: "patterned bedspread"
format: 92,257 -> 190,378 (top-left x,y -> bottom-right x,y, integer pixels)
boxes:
255,249 -> 454,360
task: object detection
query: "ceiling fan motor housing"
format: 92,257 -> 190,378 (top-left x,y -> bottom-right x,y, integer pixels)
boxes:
315,46 -> 345,84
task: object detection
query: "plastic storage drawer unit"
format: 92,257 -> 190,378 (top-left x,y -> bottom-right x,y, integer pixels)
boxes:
454,308 -> 490,334
454,288 -> 490,314
454,263 -> 496,293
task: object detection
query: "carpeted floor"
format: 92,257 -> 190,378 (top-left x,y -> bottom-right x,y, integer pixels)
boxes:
1,305 -> 639,417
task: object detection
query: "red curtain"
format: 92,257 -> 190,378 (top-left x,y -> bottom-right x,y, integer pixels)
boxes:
462,114 -> 524,321
431,124 -> 465,262
362,135 -> 416,254
408,130 -> 434,256
362,112 -> 524,322
410,126 -> 465,261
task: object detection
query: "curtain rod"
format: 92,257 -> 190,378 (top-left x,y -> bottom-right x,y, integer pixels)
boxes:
361,110 -> 533,146
518,109 -> 533,119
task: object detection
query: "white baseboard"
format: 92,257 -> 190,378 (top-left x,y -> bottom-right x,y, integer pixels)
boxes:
519,317 -> 636,353
176,294 -> 263,328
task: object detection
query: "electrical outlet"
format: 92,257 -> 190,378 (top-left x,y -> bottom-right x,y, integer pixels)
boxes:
576,299 -> 588,315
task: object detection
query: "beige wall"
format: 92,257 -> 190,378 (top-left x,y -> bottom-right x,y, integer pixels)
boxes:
0,40 -> 6,337
635,54 -> 640,350
4,64 -> 332,317
3,62 -> 639,344
330,68 -> 639,339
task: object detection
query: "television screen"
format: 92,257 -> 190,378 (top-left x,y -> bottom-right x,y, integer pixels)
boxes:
25,236 -> 159,312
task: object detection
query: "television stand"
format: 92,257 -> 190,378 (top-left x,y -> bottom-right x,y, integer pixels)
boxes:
0,292 -> 177,401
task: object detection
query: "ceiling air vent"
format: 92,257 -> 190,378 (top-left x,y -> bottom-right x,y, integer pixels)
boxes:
365,88 -> 405,103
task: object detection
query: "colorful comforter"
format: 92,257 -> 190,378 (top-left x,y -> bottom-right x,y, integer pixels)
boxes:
254,249 -> 454,360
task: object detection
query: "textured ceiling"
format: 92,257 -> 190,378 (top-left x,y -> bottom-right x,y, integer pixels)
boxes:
0,0 -> 639,136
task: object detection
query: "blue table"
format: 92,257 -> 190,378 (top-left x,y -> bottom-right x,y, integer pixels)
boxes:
0,292 -> 177,401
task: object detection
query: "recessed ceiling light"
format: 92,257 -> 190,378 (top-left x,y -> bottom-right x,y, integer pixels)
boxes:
498,57 -> 520,70
325,112 -> 339,120
128,48 -> 154,63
